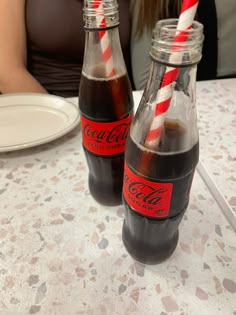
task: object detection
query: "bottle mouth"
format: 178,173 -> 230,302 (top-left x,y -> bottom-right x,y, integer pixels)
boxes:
83,0 -> 119,29
151,19 -> 204,65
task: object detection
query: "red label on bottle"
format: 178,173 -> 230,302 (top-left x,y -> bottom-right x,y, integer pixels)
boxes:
81,115 -> 133,156
123,162 -> 173,218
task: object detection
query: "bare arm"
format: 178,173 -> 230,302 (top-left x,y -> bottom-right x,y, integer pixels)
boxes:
0,0 -> 47,94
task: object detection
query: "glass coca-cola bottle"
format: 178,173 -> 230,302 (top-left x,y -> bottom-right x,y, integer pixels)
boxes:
79,0 -> 134,206
122,19 -> 203,264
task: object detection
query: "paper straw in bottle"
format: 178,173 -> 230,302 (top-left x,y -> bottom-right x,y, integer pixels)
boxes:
92,0 -> 130,119
92,0 -> 116,77
145,0 -> 199,150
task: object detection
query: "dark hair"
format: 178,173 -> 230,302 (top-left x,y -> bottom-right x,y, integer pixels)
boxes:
134,0 -> 182,36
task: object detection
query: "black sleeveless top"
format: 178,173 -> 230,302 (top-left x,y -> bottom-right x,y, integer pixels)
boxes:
26,0 -> 132,97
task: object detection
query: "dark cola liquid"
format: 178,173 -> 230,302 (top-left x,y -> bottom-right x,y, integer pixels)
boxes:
122,120 -> 199,264
79,69 -> 133,206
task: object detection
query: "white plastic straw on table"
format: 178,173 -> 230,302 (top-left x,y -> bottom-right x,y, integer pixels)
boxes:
145,0 -> 199,149
93,0 -> 115,77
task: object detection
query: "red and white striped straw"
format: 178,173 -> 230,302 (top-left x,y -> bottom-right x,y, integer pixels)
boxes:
145,0 -> 199,149
93,0 -> 116,77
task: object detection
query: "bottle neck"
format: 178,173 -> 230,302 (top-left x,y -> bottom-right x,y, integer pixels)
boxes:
144,59 -> 197,103
82,26 -> 127,79
130,19 -> 203,153
150,19 -> 204,66
131,59 -> 199,153
83,0 -> 119,29
142,18 -> 203,110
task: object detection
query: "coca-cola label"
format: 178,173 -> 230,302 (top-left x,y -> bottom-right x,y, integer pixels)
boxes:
81,115 -> 133,155
123,162 -> 173,218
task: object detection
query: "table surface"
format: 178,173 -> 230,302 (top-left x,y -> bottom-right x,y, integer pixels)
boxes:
196,79 -> 236,216
0,79 -> 235,315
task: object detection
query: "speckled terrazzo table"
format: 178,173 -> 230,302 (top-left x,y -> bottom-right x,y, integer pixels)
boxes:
196,79 -> 236,216
0,81 -> 236,315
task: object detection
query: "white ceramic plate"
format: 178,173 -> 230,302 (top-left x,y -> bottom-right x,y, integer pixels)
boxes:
0,93 -> 80,152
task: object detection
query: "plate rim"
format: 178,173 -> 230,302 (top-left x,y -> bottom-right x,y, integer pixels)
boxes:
0,93 -> 80,152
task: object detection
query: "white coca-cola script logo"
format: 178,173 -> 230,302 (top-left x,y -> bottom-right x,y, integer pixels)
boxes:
83,123 -> 130,143
124,174 -> 167,206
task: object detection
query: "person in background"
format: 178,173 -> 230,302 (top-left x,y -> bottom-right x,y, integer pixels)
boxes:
0,0 -> 132,97
131,0 -> 236,90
